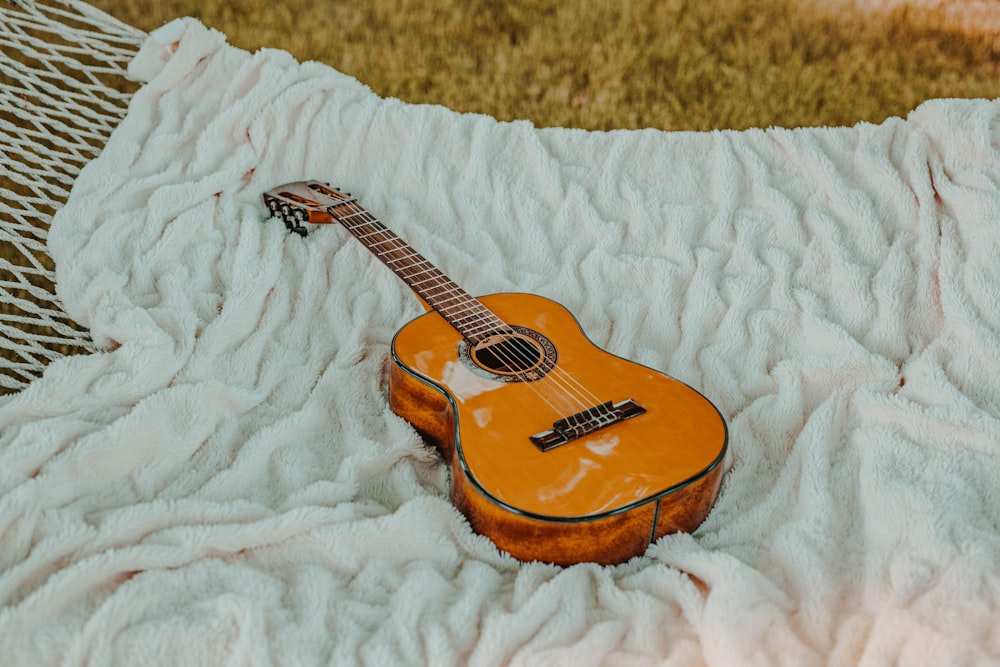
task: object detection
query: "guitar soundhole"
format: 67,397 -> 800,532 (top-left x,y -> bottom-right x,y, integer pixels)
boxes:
474,335 -> 541,373
460,327 -> 557,383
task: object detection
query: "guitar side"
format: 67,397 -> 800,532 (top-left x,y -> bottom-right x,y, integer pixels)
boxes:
389,292 -> 728,566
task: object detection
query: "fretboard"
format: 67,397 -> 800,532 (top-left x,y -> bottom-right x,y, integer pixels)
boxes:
329,199 -> 507,344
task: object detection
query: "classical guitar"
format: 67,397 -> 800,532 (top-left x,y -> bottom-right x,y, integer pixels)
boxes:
263,181 -> 728,566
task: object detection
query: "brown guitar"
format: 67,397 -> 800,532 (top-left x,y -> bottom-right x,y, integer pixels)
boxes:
263,181 -> 728,566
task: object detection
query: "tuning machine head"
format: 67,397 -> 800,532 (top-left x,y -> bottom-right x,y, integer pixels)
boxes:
262,180 -> 355,236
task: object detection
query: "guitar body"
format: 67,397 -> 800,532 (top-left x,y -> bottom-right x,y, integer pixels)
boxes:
389,292 -> 728,566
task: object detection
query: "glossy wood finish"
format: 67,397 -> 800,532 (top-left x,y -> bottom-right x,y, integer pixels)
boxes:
390,292 -> 728,566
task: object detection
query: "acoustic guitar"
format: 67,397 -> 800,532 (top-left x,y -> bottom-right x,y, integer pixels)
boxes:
263,181 -> 728,566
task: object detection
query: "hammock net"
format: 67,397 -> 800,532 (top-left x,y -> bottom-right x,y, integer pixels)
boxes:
0,0 -> 143,393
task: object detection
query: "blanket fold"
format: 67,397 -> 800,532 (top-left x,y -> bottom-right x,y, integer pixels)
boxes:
1,17 -> 998,666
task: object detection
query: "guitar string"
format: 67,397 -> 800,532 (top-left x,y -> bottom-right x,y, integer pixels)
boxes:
334,201 -> 607,416
335,204 -> 572,375
394,261 -> 606,420
340,205 -> 594,404
338,205 -> 578,388
288,186 -> 613,432
389,245 -> 595,417
337,204 -> 580,385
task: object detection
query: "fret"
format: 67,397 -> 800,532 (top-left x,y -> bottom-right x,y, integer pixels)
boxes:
386,253 -> 433,272
353,231 -> 430,270
373,246 -> 420,262
433,291 -> 482,311
437,292 -> 484,310
423,281 -> 468,300
394,266 -> 442,287
426,295 -> 471,315
359,233 -> 400,249
401,264 -> 447,283
462,319 -> 505,336
335,208 -> 367,221
356,231 -> 394,245
353,222 -> 391,236
450,309 -> 495,326
403,274 -> 442,290
411,278 -> 454,296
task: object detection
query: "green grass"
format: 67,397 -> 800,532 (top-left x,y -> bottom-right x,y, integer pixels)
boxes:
89,0 -> 1000,131
2,0 -> 999,391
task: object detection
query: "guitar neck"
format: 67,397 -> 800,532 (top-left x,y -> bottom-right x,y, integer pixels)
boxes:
329,199 -> 506,344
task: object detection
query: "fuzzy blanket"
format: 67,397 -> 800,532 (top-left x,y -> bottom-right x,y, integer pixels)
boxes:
2,17 -> 999,666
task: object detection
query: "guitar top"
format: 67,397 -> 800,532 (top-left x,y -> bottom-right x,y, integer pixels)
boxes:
263,181 -> 728,566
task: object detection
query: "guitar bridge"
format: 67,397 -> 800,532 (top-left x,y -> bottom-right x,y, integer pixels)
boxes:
530,399 -> 646,451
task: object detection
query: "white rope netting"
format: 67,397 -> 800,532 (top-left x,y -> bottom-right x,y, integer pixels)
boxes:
0,0 -> 143,392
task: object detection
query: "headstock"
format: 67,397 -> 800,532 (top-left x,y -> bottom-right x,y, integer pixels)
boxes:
262,180 -> 356,236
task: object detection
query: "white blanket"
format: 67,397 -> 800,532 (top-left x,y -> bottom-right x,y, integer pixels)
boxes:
2,18 -> 1000,666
